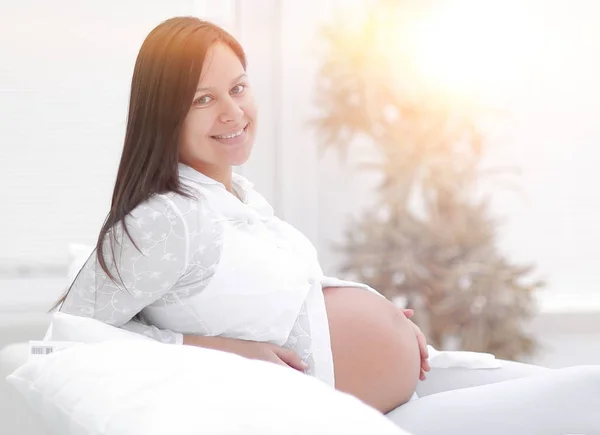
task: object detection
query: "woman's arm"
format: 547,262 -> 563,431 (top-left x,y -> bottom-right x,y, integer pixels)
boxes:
60,195 -> 189,330
119,318 -> 184,344
182,334 -> 309,371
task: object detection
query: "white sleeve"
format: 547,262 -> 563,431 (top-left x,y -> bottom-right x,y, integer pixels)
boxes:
320,276 -> 385,298
60,195 -> 190,341
120,317 -> 184,344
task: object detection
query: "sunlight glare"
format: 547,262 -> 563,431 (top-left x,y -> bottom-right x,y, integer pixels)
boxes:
409,0 -> 538,102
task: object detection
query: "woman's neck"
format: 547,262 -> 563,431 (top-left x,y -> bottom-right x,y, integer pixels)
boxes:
185,161 -> 233,191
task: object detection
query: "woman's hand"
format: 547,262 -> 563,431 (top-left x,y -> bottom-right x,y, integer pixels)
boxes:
183,335 -> 308,372
402,309 -> 431,380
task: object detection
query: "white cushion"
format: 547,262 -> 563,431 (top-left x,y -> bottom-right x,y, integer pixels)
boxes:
6,339 -> 409,435
0,343 -> 49,435
67,243 -> 94,286
46,312 -> 152,343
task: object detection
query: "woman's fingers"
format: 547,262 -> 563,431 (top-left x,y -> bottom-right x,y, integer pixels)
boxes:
274,347 -> 309,372
419,333 -> 429,360
400,310 -> 434,379
422,354 -> 431,372
407,320 -> 431,375
416,332 -> 430,371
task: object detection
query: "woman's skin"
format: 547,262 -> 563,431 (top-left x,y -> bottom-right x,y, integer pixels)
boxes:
178,42 -> 257,192
323,286 -> 422,413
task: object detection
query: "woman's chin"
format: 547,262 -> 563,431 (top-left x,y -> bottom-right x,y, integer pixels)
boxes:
226,143 -> 253,167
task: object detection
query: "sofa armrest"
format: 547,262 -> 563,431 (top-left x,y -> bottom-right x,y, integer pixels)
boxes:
416,359 -> 551,398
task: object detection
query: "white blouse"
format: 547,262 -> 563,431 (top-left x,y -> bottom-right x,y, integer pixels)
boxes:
60,163 -> 378,385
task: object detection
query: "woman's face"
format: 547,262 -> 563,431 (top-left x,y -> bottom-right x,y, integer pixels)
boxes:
179,42 -> 257,179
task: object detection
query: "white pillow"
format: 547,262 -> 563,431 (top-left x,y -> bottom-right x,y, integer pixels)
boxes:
44,243 -> 94,340
67,243 -> 94,286
7,340 -> 410,435
46,312 -> 152,343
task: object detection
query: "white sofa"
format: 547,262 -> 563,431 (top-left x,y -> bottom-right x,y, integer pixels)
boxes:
1,312 -> 550,435
1,313 -> 53,435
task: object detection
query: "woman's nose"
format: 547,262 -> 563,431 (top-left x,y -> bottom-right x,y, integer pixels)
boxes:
218,97 -> 244,123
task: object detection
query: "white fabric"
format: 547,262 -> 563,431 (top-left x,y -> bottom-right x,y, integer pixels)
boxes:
415,359 -> 549,398
6,340 -> 409,435
46,312 -> 153,344
59,163 -> 379,386
67,243 -> 95,285
426,345 -> 501,369
43,244 -> 94,342
387,365 -> 600,435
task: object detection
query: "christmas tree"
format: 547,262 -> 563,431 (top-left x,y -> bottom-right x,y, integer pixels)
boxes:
312,0 -> 545,360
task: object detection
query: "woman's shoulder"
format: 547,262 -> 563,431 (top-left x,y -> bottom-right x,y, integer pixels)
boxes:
120,191 -> 223,258
120,190 -> 217,239
144,188 -> 217,216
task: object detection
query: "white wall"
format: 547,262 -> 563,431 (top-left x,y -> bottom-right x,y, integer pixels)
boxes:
0,0 -> 238,270
1,0 -> 184,269
237,0 -> 377,272
482,0 -> 600,300
238,0 -> 600,367
240,0 -> 600,302
1,0 -> 599,365
6,0 -> 600,295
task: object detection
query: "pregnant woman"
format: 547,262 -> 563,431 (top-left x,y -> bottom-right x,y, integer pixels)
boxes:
57,17 -> 600,434
57,16 -> 426,414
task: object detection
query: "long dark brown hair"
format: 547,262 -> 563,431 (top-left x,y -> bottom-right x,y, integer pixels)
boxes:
51,17 -> 246,310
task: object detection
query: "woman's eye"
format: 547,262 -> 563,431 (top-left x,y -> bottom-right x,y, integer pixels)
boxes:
194,95 -> 213,105
231,84 -> 245,95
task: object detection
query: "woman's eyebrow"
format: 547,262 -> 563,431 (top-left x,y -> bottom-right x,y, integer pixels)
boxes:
195,73 -> 248,93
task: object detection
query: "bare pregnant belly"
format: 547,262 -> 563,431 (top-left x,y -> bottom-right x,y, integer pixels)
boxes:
323,286 -> 421,413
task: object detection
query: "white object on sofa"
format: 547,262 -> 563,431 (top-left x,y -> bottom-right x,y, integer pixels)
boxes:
427,346 -> 501,369
6,313 -> 407,434
2,336 -> 552,435
0,342 -> 49,435
7,339 -> 409,435
45,312 -> 154,343
41,244 -> 95,341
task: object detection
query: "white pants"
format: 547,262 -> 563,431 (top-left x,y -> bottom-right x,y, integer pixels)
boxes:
386,365 -> 600,435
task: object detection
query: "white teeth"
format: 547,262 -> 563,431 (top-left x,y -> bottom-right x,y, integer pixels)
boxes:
214,128 -> 244,140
